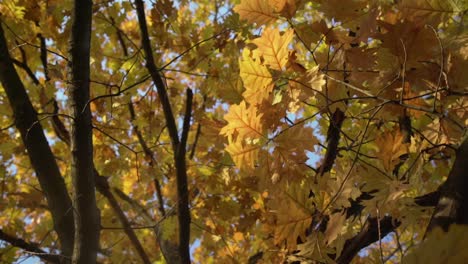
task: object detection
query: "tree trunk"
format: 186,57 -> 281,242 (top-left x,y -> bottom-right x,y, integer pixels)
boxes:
427,137 -> 468,232
68,0 -> 100,263
0,20 -> 74,260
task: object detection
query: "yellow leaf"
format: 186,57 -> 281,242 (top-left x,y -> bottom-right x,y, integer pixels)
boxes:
233,232 -> 244,242
220,101 -> 264,141
253,28 -> 294,71
375,129 -> 409,172
239,49 -> 274,106
234,0 -> 277,26
273,188 -> 313,250
271,0 -> 297,18
275,125 -> 316,153
324,212 -> 346,244
225,140 -> 261,170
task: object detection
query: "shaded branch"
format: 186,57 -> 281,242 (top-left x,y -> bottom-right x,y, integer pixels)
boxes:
426,137 -> 468,232
95,174 -> 152,264
134,0 -> 179,150
11,58 -> 40,85
38,33 -> 49,81
0,229 -> 65,263
128,102 -> 166,216
113,187 -> 182,263
337,216 -> 400,264
134,1 -> 192,262
174,88 -> 193,263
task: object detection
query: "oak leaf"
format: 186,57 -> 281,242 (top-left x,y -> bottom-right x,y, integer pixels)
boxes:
225,140 -> 261,170
220,101 -> 264,141
375,129 -> 409,172
239,49 -> 274,106
234,0 -> 277,26
253,28 -> 294,71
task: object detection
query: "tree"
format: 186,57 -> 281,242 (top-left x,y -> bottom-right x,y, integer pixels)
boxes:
0,0 -> 466,263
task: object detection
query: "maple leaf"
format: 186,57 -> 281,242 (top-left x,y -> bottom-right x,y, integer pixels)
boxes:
253,28 -> 294,71
375,129 -> 409,172
239,49 -> 274,106
220,101 -> 264,141
234,0 -> 277,26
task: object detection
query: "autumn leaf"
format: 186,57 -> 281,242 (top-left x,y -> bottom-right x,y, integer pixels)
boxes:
239,49 -> 274,106
324,212 -> 346,245
274,125 -> 317,158
375,128 -> 409,172
225,139 -> 261,170
253,28 -> 294,71
271,0 -> 297,18
220,101 -> 264,141
234,0 -> 277,26
273,185 -> 313,250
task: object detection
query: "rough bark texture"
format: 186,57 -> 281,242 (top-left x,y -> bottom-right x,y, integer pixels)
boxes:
0,20 -> 75,259
68,0 -> 100,263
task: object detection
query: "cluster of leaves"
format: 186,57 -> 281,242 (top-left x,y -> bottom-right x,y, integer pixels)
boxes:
220,0 -> 467,262
0,0 -> 466,263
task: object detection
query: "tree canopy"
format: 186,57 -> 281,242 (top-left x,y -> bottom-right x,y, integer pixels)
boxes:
0,0 -> 467,263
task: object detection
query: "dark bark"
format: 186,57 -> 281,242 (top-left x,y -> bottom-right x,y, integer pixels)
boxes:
427,137 -> 468,232
134,1 -> 192,262
68,0 -> 100,263
0,20 -> 75,258
174,88 -> 193,263
336,216 -> 400,264
332,138 -> 468,263
318,108 -> 345,176
52,102 -> 151,263
0,229 -> 65,263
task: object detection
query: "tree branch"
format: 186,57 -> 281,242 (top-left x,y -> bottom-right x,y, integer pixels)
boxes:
318,108 -> 346,176
134,1 -> 192,262
0,229 -> 65,263
175,88 -> 193,263
134,0 -> 179,150
0,20 -> 74,258
113,187 -> 182,263
337,216 -> 400,264
128,102 -> 166,216
426,137 -> 468,232
95,174 -> 152,264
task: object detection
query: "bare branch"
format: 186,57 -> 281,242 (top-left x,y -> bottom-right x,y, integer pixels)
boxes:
0,229 -> 66,264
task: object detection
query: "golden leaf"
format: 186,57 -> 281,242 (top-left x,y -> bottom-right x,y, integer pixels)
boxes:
253,28 -> 294,71
273,187 -> 313,250
239,49 -> 274,106
375,129 -> 409,172
225,140 -> 261,170
234,0 -> 277,26
324,212 -> 346,244
220,101 -> 264,141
